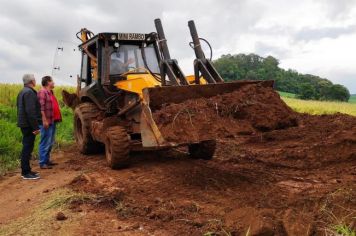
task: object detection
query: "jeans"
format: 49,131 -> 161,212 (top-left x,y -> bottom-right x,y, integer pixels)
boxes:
39,123 -> 56,166
20,127 -> 36,175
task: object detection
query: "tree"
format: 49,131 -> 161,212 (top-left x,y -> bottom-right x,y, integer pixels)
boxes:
327,84 -> 350,102
297,83 -> 317,100
246,71 -> 258,80
212,53 -> 351,102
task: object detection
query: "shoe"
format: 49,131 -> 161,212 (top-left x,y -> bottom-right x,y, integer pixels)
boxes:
47,161 -> 58,166
40,164 -> 53,169
30,171 -> 40,176
22,173 -> 40,180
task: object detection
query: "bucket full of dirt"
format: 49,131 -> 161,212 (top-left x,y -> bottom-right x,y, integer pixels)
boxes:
140,80 -> 298,146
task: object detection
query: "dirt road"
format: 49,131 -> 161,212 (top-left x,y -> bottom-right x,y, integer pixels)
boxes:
0,112 -> 355,235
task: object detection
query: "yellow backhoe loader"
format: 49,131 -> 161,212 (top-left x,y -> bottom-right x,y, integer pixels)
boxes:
62,19 -> 273,169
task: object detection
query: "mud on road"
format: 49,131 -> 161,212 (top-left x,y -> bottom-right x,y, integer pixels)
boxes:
1,86 -> 356,235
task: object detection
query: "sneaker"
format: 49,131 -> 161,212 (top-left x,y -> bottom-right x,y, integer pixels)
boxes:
22,173 -> 40,180
40,164 -> 53,169
30,171 -> 40,176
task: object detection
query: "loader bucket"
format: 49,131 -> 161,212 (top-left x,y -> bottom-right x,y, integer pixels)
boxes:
140,80 -> 274,147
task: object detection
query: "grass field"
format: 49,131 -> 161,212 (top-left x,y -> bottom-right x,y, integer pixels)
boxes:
349,94 -> 356,103
278,91 -> 296,98
0,84 -> 355,175
279,91 -> 356,116
278,91 -> 356,103
0,84 -> 75,175
282,97 -> 356,116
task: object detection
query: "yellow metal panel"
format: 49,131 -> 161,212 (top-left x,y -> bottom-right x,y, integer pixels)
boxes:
115,73 -> 208,97
114,74 -> 161,97
186,75 -> 207,84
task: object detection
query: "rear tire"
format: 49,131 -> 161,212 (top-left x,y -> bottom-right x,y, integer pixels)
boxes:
74,103 -> 102,154
188,140 -> 216,160
105,126 -> 130,169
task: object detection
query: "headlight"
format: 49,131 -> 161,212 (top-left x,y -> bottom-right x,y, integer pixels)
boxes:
111,34 -> 117,41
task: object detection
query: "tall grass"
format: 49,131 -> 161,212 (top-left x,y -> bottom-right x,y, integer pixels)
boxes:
282,97 -> 356,116
0,84 -> 75,107
0,84 -> 75,175
278,90 -> 356,116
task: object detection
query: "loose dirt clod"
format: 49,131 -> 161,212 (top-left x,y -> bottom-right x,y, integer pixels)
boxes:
55,212 -> 67,221
153,84 -> 298,143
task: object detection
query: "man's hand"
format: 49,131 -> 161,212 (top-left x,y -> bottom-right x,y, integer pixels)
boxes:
127,58 -> 134,64
41,111 -> 49,129
43,120 -> 49,129
125,58 -> 134,66
32,129 -> 40,135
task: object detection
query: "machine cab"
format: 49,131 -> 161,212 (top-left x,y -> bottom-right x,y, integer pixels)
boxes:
78,31 -> 161,87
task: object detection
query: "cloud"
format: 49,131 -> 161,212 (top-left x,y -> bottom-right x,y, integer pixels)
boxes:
294,25 -> 356,42
0,0 -> 355,93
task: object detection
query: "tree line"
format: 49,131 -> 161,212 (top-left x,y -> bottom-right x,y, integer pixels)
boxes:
213,54 -> 350,102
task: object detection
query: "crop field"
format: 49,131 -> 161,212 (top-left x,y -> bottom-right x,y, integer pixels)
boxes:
278,91 -> 356,116
282,97 -> 356,116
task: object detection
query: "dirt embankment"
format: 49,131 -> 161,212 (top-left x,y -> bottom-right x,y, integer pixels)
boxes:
153,83 -> 355,168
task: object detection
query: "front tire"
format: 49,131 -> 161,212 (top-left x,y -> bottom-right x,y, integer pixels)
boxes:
74,103 -> 102,154
188,140 -> 216,160
105,126 -> 130,169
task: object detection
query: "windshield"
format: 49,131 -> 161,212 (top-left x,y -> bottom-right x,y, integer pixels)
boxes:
110,44 -> 159,75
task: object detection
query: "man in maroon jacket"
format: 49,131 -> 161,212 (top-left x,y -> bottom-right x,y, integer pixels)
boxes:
38,76 -> 62,169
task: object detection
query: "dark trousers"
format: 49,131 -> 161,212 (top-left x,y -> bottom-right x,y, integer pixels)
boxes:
20,127 -> 35,175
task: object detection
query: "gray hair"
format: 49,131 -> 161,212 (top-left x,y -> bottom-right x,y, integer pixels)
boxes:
22,74 -> 35,85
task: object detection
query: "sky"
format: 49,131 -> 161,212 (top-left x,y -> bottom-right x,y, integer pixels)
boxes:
0,0 -> 355,93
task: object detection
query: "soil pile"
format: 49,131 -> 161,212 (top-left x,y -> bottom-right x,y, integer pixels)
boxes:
236,113 -> 356,169
153,84 -> 298,143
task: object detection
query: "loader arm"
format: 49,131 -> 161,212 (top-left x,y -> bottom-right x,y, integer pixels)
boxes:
76,28 -> 98,80
188,20 -> 224,84
154,19 -> 189,86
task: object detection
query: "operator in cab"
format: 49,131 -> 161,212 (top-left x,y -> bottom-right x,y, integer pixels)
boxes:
110,53 -> 135,75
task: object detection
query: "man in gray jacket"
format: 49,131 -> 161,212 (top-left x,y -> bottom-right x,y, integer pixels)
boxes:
17,74 -> 42,180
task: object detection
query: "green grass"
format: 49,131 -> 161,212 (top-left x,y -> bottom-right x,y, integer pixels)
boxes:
278,90 -> 356,116
279,91 -> 356,104
0,83 -> 75,107
278,91 -> 296,98
282,97 -> 356,116
333,224 -> 356,236
349,94 -> 356,104
0,84 -> 75,175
